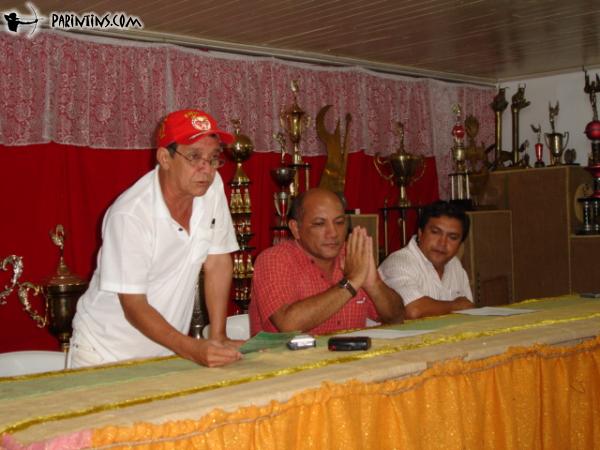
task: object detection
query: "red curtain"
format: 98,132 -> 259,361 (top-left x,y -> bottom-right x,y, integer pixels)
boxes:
0,144 -> 438,352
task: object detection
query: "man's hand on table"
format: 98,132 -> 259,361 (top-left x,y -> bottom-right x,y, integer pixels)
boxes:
451,296 -> 474,311
182,337 -> 242,367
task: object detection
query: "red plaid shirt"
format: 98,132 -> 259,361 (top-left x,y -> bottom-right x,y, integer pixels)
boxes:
249,239 -> 377,336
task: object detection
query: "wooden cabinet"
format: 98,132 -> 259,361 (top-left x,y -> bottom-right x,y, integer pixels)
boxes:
570,235 -> 600,293
461,210 -> 514,306
480,165 -> 596,300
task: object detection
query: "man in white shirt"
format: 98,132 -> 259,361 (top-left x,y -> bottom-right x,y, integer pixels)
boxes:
69,109 -> 242,368
379,201 -> 473,319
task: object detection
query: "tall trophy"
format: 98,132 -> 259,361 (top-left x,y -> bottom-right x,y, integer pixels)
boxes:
271,133 -> 296,243
223,119 -> 255,313
487,87 -> 510,170
374,121 -> 425,207
578,69 -> 600,234
448,105 -> 473,208
510,85 -> 530,167
1,225 -> 88,352
544,102 -> 569,166
279,80 -> 311,194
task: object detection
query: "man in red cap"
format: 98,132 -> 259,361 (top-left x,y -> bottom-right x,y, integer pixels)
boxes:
70,110 -> 242,368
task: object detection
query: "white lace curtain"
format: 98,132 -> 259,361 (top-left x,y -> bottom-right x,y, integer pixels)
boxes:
0,30 -> 495,195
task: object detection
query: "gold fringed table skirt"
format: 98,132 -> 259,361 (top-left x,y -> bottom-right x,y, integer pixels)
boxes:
2,295 -> 600,449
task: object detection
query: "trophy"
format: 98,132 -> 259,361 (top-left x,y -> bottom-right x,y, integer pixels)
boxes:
544,102 -> 569,166
272,168 -> 296,227
271,132 -> 296,229
531,124 -> 545,167
1,225 -> 88,352
279,80 -> 311,193
578,69 -> 600,234
584,68 -> 600,169
280,80 -> 310,165
224,119 -> 254,185
374,121 -> 425,207
447,105 -> 473,206
487,87 -> 511,170
463,114 -> 489,206
510,85 -> 531,167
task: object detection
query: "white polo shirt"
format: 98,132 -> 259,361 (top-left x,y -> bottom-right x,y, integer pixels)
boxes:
72,167 -> 239,362
378,235 -> 473,306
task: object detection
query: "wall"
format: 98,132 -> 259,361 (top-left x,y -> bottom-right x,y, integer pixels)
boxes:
500,70 -> 598,166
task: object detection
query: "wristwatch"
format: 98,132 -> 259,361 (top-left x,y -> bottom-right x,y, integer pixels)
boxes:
337,277 -> 357,297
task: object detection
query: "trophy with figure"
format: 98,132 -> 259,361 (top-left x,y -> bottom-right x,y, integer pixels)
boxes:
544,102 -> 569,166
578,69 -> 600,234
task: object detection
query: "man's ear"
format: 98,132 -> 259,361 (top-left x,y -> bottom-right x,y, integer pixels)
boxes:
156,147 -> 172,169
416,228 -> 422,245
288,219 -> 301,240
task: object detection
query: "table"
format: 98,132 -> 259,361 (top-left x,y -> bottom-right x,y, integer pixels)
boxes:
2,295 -> 600,449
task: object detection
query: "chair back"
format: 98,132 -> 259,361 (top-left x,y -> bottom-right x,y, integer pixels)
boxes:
202,313 -> 250,340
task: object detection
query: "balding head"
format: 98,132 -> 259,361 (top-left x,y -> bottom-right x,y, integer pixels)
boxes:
290,188 -> 345,224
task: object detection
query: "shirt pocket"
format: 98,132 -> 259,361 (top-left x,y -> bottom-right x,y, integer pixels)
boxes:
191,227 -> 214,264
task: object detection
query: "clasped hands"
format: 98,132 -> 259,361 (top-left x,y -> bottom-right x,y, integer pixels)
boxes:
342,226 -> 378,291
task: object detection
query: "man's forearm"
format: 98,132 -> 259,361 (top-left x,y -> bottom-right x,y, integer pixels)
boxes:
203,254 -> 233,339
270,285 -> 354,332
404,295 -> 472,319
363,279 -> 404,323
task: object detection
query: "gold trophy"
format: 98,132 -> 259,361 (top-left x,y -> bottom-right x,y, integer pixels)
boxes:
374,121 -> 425,207
279,80 -> 311,194
271,133 -> 296,229
1,225 -> 88,352
280,80 -> 310,165
544,102 -> 569,166
224,118 -> 254,185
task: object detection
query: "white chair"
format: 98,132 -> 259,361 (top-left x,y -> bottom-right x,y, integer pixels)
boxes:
202,313 -> 250,340
0,350 -> 66,377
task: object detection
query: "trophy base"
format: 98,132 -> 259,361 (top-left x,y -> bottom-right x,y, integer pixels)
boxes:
534,161 -> 545,168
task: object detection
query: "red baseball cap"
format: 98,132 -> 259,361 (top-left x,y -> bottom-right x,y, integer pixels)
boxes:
156,109 -> 235,148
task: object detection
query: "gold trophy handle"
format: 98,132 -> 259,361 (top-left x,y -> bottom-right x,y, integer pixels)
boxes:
373,155 -> 393,182
544,133 -> 551,149
0,255 -> 24,305
17,282 -> 48,328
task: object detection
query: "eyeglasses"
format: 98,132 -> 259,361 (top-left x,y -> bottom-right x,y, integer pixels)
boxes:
173,149 -> 225,169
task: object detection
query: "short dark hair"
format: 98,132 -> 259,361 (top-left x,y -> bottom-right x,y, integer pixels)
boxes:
166,142 -> 178,157
289,189 -> 345,223
417,201 -> 470,242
